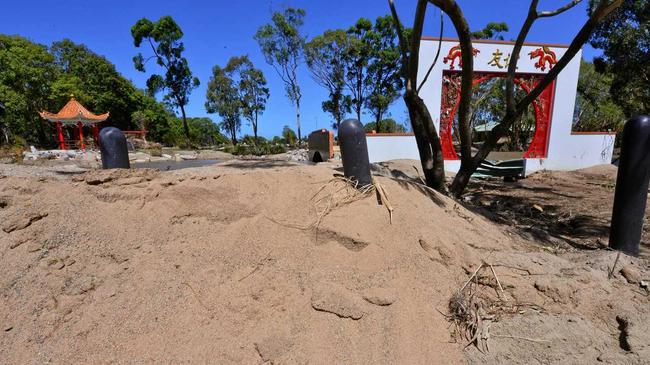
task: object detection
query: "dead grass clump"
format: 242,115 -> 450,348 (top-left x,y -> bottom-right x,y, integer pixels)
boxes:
445,261 -> 548,352
310,175 -> 393,228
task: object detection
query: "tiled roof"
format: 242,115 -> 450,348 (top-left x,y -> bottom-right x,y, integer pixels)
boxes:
39,96 -> 109,123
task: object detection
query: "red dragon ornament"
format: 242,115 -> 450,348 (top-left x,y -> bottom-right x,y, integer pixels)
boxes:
443,44 -> 480,70
528,46 -> 557,71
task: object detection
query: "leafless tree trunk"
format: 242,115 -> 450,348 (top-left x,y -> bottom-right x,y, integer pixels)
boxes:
389,0 -> 446,192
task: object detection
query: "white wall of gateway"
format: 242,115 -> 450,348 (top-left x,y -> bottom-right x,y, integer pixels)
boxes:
365,38 -> 616,173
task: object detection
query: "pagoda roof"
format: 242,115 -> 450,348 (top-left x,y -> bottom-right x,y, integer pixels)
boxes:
39,96 -> 109,124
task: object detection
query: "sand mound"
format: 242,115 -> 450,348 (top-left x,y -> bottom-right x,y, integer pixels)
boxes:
1,161 -> 648,364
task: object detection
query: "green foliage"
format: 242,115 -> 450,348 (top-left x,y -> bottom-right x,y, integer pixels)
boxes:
573,60 -> 625,132
341,16 -> 405,124
131,16 -> 200,139
305,29 -> 352,128
588,0 -> 649,115
282,125 -> 298,147
364,15 -> 403,125
224,139 -> 286,156
364,118 -> 407,133
471,22 -> 509,40
241,134 -> 268,145
0,35 -> 195,148
205,64 -> 241,144
206,56 -> 269,144
255,7 -> 306,140
164,117 -> 227,147
344,18 -> 373,122
455,77 -> 535,151
0,35 -> 56,146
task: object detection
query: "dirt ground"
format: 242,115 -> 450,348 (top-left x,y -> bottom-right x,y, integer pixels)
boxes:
1,159 -> 648,364
464,164 -> 650,259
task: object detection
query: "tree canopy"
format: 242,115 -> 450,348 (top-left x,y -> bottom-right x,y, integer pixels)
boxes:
305,29 -> 352,129
205,64 -> 241,145
0,35 -> 175,147
205,56 -> 269,144
255,8 -> 306,141
573,60 -> 625,132
364,118 -> 407,133
589,0 -> 649,115
132,16 -> 200,140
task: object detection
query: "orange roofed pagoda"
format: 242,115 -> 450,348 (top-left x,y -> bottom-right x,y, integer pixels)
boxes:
39,96 -> 109,150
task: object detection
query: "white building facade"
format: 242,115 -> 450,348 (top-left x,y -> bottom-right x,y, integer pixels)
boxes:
366,38 -> 615,173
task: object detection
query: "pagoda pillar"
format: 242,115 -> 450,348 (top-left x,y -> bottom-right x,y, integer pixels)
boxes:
92,124 -> 100,147
77,121 -> 85,150
55,122 -> 65,150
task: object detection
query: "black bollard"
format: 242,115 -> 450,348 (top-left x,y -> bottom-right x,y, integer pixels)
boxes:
609,115 -> 650,257
99,127 -> 130,169
338,119 -> 372,187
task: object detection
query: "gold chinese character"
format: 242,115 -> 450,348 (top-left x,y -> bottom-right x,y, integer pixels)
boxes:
503,53 -> 519,69
488,49 -> 504,68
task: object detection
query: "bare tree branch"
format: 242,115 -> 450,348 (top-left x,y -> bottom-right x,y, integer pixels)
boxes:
505,0 -> 539,116
417,9 -> 444,93
516,0 -> 622,112
388,0 -> 409,75
406,0 -> 429,90
538,0 -> 582,18
428,0 -> 474,164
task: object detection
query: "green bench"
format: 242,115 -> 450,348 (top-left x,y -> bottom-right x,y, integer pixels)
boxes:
472,158 -> 526,181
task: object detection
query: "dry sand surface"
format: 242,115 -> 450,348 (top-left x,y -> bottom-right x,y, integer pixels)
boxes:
0,159 -> 649,364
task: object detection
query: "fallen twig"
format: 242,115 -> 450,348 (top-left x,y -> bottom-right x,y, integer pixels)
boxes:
374,178 -> 394,224
608,251 -> 621,280
460,263 -> 484,293
492,334 -> 551,343
488,262 -> 507,301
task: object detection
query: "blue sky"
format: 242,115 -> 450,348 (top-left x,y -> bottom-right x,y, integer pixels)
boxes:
0,1 -> 598,138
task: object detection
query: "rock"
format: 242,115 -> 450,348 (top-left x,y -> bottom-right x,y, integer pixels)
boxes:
48,258 -> 65,270
2,211 -> 48,233
620,265 -> 641,285
362,287 -> 397,306
286,149 -> 308,162
311,283 -> 365,319
65,277 -> 98,295
254,333 -> 293,363
26,242 -> 42,252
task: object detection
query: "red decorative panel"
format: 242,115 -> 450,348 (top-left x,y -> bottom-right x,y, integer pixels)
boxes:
439,71 -> 555,160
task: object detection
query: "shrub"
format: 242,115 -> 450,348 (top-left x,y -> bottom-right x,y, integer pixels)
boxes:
228,141 -> 287,156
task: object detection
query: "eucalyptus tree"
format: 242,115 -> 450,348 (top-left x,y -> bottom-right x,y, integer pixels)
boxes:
227,56 -> 269,144
305,29 -> 352,129
131,16 -> 200,140
205,64 -> 241,145
255,8 -> 306,142
364,15 -> 404,131
388,0 -> 624,195
343,18 -> 373,123
205,56 -> 268,145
